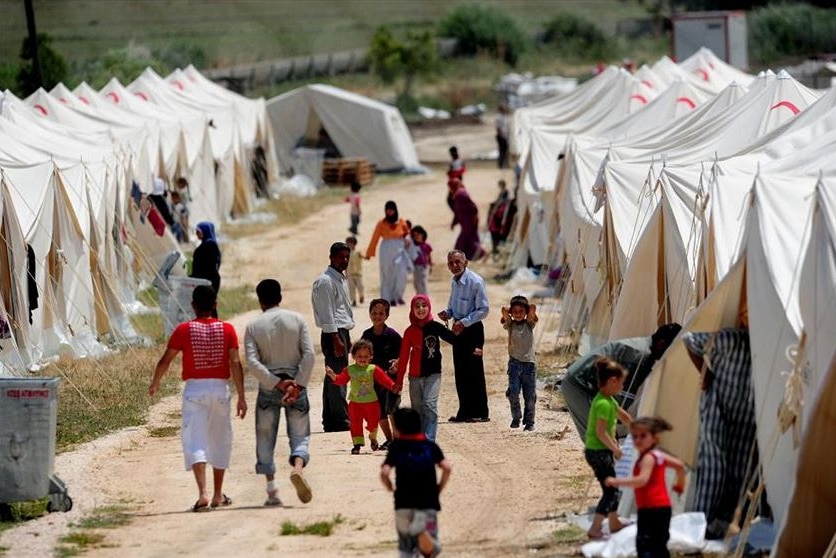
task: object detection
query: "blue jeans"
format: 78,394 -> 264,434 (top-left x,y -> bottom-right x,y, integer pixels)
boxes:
506,358 -> 536,426
409,374 -> 441,441
255,386 -> 311,475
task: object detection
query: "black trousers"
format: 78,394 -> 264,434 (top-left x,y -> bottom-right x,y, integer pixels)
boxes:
320,329 -> 351,432
496,134 -> 509,169
636,507 -> 671,558
452,321 -> 489,420
584,449 -> 620,515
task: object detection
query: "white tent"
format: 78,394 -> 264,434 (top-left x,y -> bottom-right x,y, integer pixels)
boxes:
265,84 -> 421,173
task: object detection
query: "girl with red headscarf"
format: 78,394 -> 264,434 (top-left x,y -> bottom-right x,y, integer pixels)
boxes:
395,295 -> 457,441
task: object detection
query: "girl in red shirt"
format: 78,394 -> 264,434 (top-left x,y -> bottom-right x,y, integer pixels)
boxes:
606,417 -> 686,558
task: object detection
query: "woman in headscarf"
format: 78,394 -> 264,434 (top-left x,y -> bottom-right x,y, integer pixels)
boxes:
191,221 -> 222,294
450,179 -> 486,261
365,201 -> 411,306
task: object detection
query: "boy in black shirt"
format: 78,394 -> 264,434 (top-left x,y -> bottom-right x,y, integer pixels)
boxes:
361,299 -> 403,449
381,408 -> 452,557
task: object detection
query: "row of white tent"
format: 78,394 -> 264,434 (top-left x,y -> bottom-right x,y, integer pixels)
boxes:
510,47 -> 835,556
0,66 -> 281,374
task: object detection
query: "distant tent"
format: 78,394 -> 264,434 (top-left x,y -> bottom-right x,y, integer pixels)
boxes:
266,84 -> 421,173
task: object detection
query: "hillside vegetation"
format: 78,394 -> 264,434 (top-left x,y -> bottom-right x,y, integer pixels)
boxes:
0,0 -> 647,67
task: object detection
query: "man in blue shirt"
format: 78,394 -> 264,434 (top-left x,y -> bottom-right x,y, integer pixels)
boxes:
438,250 -> 490,422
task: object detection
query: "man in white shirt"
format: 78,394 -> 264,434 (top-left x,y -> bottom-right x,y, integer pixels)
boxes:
311,242 -> 354,432
245,279 -> 314,506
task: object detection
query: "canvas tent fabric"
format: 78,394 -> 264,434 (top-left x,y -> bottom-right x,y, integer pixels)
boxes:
266,84 -> 420,174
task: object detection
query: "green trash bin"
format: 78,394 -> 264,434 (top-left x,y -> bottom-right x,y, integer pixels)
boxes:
0,377 -> 72,512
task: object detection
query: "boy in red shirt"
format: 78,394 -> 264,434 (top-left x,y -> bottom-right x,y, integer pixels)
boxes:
149,285 -> 247,512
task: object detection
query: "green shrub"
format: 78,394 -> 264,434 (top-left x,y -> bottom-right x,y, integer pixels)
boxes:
542,12 -> 615,61
153,41 -> 207,70
437,4 -> 527,67
749,4 -> 836,64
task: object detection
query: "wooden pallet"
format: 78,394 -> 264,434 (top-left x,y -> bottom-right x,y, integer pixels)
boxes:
322,157 -> 375,186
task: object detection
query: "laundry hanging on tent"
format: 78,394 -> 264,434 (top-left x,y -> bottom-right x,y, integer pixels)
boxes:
26,244 -> 38,324
146,207 -> 166,237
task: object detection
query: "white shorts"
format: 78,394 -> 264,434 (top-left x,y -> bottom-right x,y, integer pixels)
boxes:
181,379 -> 232,470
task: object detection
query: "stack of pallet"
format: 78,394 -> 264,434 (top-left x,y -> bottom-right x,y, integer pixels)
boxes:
322,157 -> 375,186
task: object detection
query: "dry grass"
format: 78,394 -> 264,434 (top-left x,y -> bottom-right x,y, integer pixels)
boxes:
223,187 -> 348,241
42,347 -> 179,451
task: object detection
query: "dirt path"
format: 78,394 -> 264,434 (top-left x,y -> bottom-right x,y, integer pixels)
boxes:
2,148 -> 593,557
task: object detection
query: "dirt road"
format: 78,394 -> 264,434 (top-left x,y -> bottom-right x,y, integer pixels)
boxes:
2,142 -> 592,557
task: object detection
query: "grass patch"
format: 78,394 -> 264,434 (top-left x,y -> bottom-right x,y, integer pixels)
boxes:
56,531 -> 107,557
147,425 -> 179,438
224,186 -> 348,240
552,524 -> 586,543
216,284 -> 260,319
0,499 -> 49,532
41,347 -> 180,452
280,514 -> 344,537
73,505 -> 133,530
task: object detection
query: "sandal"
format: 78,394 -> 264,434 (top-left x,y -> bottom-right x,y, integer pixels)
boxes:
417,531 -> 435,557
210,494 -> 232,508
192,500 -> 211,513
264,494 -> 283,507
290,471 -> 313,504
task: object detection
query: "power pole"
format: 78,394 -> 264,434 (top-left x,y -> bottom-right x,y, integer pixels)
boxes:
23,0 -> 43,88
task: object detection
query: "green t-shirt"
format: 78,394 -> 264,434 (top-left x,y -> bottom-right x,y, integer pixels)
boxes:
345,363 -> 379,404
585,393 -> 617,450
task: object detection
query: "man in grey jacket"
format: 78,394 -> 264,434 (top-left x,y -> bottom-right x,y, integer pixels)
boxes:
245,279 -> 314,507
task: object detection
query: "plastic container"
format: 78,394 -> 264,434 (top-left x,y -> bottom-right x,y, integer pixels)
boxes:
0,377 -> 72,512
159,276 -> 212,336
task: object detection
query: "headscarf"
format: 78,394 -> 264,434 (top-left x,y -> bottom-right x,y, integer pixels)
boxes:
196,221 -> 217,244
408,294 -> 433,328
384,200 -> 399,224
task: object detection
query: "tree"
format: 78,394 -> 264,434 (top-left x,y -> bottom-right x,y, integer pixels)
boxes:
16,33 -> 67,95
368,26 -> 438,109
437,5 -> 527,67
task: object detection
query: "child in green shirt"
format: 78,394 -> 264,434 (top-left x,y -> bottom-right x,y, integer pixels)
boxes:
326,339 -> 400,454
584,357 -> 632,539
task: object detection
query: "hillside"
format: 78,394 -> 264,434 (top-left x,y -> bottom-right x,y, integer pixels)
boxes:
0,0 -> 649,67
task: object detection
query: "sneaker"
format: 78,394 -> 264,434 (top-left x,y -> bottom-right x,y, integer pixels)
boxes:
379,440 -> 391,451
510,420 -> 520,429
370,439 -> 379,451
350,445 -> 361,455
523,424 -> 535,432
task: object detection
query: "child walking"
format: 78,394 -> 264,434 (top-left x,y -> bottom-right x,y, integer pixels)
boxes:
585,357 -> 632,539
606,417 -> 686,558
326,340 -> 400,454
361,299 -> 403,450
346,236 -> 365,307
381,407 -> 452,558
396,295 -> 457,441
346,181 -> 362,235
500,295 -> 538,431
409,225 -> 433,295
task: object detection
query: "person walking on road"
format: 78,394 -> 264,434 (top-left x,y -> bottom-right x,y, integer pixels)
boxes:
244,279 -> 314,506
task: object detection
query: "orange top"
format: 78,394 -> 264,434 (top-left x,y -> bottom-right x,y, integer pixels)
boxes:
365,218 -> 409,258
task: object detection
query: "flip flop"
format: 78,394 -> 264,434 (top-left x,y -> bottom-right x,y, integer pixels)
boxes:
210,494 -> 232,508
290,472 -> 313,504
192,500 -> 211,513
